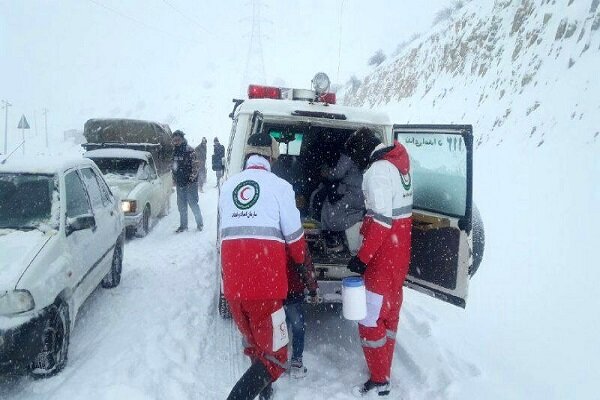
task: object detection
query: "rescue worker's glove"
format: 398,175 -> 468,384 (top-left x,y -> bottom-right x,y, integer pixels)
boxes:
347,256 -> 367,275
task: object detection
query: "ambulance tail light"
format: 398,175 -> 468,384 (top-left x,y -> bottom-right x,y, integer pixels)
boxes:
248,85 -> 282,100
319,92 -> 336,104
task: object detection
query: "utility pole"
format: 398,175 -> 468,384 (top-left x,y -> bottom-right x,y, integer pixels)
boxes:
34,110 -> 38,137
241,0 -> 267,93
1,100 -> 12,154
42,108 -> 48,148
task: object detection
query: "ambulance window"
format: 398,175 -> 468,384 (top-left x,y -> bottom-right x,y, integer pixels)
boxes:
398,133 -> 467,217
270,130 -> 303,156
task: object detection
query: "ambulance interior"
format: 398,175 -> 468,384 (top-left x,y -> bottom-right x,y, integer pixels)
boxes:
267,122 -> 371,265
266,121 -> 472,294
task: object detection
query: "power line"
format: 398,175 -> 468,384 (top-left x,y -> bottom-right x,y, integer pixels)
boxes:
160,0 -> 212,35
336,0 -> 345,84
86,0 -> 203,46
42,108 -> 49,149
241,0 -> 266,93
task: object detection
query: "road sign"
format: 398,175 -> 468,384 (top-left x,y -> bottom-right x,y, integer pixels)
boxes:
17,115 -> 30,129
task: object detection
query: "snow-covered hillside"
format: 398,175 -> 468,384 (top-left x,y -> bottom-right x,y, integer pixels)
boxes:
344,0 -> 599,148
341,0 -> 599,398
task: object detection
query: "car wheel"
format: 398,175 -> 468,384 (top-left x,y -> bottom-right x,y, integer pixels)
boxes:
218,290 -> 231,319
469,204 -> 485,277
102,239 -> 123,288
135,205 -> 150,238
29,301 -> 70,378
125,226 -> 136,239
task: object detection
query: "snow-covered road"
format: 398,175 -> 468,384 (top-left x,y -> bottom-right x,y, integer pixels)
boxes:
1,138 -> 597,400
0,187 -> 483,400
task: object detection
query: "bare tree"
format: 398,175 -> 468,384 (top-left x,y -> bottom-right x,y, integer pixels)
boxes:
432,6 -> 453,26
347,75 -> 362,92
432,0 -> 469,26
368,49 -> 387,67
454,0 -> 466,10
391,33 -> 422,57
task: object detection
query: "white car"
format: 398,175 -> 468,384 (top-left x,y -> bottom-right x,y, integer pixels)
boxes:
84,148 -> 172,238
218,74 -> 485,317
0,157 -> 124,377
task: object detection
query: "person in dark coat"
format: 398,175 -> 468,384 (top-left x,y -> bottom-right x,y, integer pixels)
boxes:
212,137 -> 225,187
319,151 -> 365,254
195,137 -> 207,192
171,130 -> 203,232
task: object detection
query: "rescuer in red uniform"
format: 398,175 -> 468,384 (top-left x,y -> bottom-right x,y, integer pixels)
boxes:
344,127 -> 413,398
220,132 -> 306,400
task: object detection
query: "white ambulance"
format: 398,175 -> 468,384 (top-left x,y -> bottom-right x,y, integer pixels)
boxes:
218,73 -> 484,317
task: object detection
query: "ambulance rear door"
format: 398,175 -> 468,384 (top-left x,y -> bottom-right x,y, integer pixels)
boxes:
393,124 -> 473,308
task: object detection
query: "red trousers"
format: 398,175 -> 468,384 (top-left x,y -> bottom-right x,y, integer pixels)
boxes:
228,299 -> 289,380
358,287 -> 403,383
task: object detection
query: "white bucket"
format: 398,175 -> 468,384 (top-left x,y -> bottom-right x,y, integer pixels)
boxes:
342,277 -> 367,321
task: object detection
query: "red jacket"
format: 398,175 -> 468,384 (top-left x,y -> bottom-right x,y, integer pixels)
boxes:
358,142 -> 413,295
287,244 -> 318,300
219,156 -> 305,301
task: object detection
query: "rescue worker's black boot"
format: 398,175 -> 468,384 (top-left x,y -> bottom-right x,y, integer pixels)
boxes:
226,361 -> 272,400
352,379 -> 391,397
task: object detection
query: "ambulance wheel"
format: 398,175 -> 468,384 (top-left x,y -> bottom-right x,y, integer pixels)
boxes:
218,291 -> 231,319
469,204 -> 485,277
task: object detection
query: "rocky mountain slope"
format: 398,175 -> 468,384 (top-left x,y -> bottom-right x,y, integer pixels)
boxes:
343,0 -> 599,149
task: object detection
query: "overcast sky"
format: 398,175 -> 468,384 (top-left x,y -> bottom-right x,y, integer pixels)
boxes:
0,0 -> 452,145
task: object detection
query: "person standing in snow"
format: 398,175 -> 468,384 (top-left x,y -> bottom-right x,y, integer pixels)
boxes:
285,243 -> 319,379
212,137 -> 225,187
343,127 -> 413,398
171,130 -> 203,233
219,132 -> 306,400
195,137 -> 207,192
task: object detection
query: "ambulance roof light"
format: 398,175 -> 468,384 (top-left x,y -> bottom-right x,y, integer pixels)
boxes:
248,85 -> 282,99
319,92 -> 336,104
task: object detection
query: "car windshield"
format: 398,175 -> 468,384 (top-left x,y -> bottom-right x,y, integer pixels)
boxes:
0,173 -> 58,230
92,158 -> 145,179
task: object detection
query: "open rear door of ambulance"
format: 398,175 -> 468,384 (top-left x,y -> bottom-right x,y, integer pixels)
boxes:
393,125 -> 473,308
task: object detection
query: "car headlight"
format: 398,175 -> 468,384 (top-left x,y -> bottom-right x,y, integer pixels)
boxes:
0,290 -> 35,316
121,200 -> 137,213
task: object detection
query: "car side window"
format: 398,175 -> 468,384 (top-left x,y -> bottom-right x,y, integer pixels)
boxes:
80,168 -> 106,210
92,169 -> 114,205
65,171 -> 92,218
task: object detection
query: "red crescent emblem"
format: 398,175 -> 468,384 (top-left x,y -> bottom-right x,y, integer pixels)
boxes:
240,187 -> 251,201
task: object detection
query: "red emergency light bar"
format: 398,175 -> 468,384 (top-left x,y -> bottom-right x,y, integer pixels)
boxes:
247,84 -> 336,104
248,85 -> 281,99
318,92 -> 336,104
